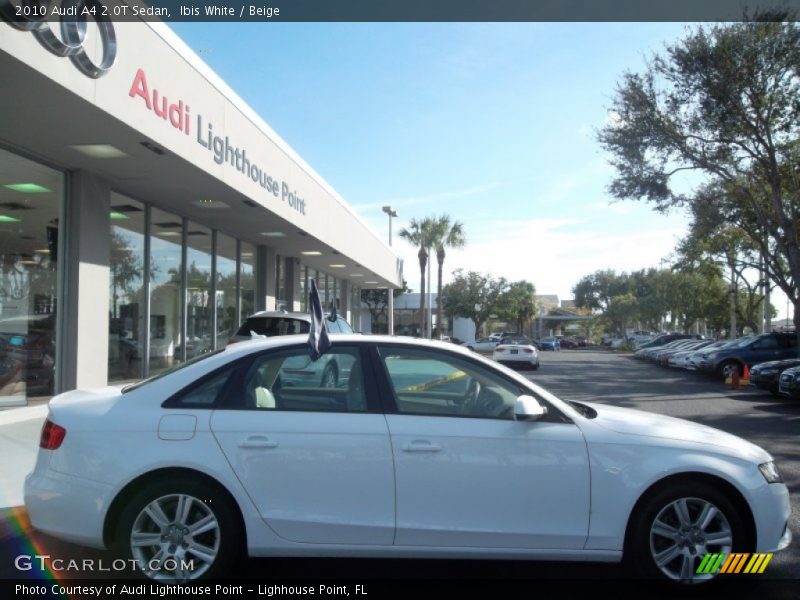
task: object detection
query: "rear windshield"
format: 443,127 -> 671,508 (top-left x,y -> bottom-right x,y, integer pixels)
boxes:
122,348 -> 225,393
502,337 -> 531,345
236,317 -> 311,337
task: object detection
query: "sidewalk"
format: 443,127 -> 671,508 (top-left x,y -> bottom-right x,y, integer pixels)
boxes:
0,404 -> 47,509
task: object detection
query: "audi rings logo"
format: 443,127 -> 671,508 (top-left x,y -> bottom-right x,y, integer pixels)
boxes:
1,0 -> 117,78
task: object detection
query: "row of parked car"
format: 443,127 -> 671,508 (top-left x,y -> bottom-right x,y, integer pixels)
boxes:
633,331 -> 800,400
462,334 -> 587,353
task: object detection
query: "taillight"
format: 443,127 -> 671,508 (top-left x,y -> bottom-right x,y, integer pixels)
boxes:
523,348 -> 534,354
495,346 -> 505,352
40,419 -> 66,450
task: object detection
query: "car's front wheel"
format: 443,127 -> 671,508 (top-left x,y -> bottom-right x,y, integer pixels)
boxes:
115,477 -> 242,581
627,481 -> 749,585
718,361 -> 742,379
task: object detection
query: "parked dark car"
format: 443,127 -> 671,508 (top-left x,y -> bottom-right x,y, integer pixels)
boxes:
696,332 -> 798,379
0,315 -> 56,396
558,336 -> 579,349
537,336 -> 560,351
777,365 -> 800,399
749,358 -> 800,396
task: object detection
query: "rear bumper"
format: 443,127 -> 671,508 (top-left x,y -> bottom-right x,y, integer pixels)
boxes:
24,468 -> 111,549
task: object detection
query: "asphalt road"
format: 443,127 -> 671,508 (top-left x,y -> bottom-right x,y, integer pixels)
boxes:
0,349 -> 796,598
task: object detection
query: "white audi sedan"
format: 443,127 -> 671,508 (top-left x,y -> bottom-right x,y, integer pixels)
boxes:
25,336 -> 790,584
492,336 -> 540,370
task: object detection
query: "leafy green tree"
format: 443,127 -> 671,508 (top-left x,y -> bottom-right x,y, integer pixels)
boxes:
572,269 -> 629,312
428,215 -> 466,335
441,270 -> 508,336
603,293 -> 639,337
496,280 -> 537,335
360,280 -> 409,334
399,218 -> 437,336
598,15 -> 800,335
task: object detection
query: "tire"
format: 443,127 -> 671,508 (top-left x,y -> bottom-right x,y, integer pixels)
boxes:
627,481 -> 749,586
114,476 -> 243,581
531,361 -> 540,371
320,362 -> 338,388
718,361 -> 742,379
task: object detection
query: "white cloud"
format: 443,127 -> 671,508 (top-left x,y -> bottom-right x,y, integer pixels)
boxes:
393,218 -> 687,302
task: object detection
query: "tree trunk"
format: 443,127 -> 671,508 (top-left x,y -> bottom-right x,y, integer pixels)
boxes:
418,246 -> 427,336
437,246 -> 445,338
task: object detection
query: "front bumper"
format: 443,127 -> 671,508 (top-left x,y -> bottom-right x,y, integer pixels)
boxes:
24,468 -> 112,549
752,481 -> 792,553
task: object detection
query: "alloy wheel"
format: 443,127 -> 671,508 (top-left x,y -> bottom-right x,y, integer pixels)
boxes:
130,493 -> 221,581
649,496 -> 733,583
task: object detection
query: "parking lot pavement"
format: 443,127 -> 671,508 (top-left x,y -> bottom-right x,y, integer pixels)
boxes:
525,348 -> 799,580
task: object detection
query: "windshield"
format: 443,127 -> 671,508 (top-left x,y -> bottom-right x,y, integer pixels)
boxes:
121,349 -> 225,393
502,337 -> 531,345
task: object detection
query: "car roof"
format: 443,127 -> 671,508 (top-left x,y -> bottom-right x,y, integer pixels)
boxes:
244,310 -> 347,322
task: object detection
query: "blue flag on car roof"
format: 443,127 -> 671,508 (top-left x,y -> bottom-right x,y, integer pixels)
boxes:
307,279 -> 331,361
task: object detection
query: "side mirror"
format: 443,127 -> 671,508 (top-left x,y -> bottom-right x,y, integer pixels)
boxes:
514,395 -> 547,421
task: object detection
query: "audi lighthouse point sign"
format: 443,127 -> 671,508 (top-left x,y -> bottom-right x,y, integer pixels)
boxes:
1,0 -> 117,78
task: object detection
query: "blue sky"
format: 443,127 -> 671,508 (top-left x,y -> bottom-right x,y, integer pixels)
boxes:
170,22 -> 787,316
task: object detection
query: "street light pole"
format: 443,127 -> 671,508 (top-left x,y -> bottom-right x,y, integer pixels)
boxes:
382,206 -> 398,335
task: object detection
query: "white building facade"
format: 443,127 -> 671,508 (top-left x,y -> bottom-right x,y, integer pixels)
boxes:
0,15 -> 401,406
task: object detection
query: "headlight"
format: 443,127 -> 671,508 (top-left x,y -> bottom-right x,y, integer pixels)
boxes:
759,461 -> 783,484
759,368 -> 778,375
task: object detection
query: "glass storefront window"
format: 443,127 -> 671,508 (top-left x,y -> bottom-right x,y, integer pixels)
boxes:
108,194 -> 145,382
240,242 -> 255,323
298,265 -> 307,312
216,233 -> 237,348
307,268 -> 317,303
0,149 -> 62,406
276,254 -> 285,306
185,221 -> 213,360
149,208 -> 183,374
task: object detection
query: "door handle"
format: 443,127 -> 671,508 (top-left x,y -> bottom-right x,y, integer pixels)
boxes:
402,440 -> 442,453
238,436 -> 279,449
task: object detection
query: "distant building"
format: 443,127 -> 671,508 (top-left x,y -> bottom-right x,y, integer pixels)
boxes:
535,295 -> 560,312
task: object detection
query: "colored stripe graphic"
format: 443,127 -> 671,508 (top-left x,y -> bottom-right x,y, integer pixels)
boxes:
697,552 -> 773,575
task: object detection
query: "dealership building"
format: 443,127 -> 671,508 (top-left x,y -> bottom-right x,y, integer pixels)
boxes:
0,14 -> 402,406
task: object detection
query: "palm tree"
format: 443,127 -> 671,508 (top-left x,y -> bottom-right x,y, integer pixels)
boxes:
399,218 -> 436,336
429,216 -> 466,337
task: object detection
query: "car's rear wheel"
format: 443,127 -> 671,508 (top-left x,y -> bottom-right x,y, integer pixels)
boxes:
115,477 -> 242,581
628,481 -> 748,585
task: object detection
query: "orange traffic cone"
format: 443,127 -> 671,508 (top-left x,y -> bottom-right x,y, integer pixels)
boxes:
741,364 -> 750,386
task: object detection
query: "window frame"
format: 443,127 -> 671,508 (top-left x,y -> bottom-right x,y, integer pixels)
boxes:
369,343 -> 570,422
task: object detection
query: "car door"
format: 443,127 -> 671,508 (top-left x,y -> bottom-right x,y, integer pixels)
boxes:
374,345 -> 590,549
210,344 -> 395,545
748,336 -> 783,364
